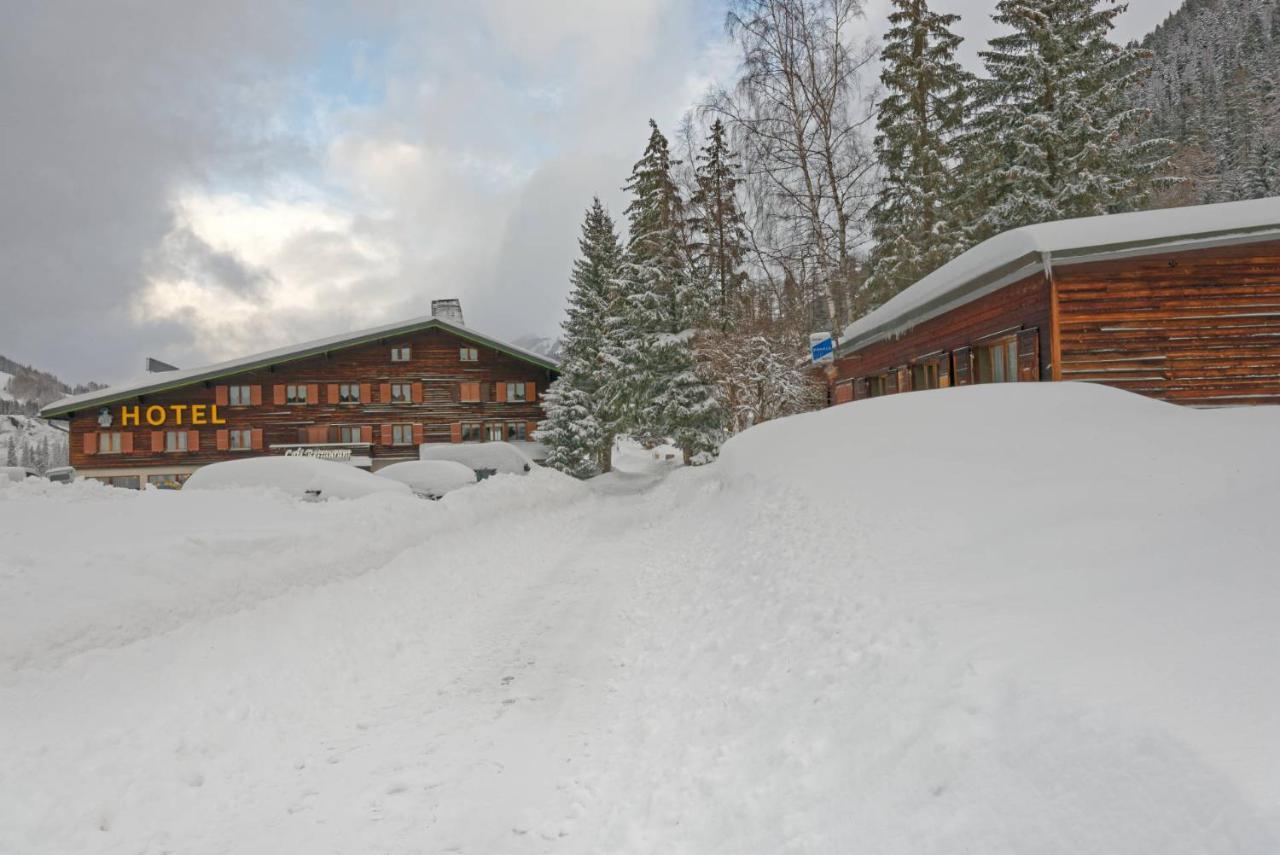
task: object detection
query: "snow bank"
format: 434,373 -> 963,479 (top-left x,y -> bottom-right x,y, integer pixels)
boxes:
2,383 -> 1279,853
184,456 -> 411,500
375,459 -> 476,497
0,465 -> 37,482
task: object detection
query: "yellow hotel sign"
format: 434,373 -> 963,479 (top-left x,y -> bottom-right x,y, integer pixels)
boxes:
119,405 -> 228,427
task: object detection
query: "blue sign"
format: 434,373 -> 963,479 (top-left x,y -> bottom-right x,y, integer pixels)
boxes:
810,335 -> 834,364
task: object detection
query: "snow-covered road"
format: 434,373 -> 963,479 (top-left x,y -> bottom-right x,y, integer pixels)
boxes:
3,384 -> 1279,853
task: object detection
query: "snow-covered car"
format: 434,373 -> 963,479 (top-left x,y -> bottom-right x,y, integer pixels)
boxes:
45,466 -> 76,484
184,456 -> 412,500
419,442 -> 534,480
375,460 -> 477,499
0,466 -> 40,483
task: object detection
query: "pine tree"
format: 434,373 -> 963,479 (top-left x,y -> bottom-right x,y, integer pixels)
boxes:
4,441 -> 16,468
863,0 -> 971,308
610,120 -> 724,464
540,198 -> 624,477
965,0 -> 1171,242
689,119 -> 749,331
537,380 -> 603,479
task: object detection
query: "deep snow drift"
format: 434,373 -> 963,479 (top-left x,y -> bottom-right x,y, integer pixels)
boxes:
1,384 -> 1278,853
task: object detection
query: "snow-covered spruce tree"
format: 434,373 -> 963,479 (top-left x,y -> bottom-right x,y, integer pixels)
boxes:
963,0 -> 1171,243
863,0 -> 971,309
537,379 -> 603,479
4,441 -> 16,468
689,119 -> 749,331
609,120 -> 723,464
539,197 -> 624,475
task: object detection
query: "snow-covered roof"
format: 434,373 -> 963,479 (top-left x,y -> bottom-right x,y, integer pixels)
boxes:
840,196 -> 1280,354
41,315 -> 559,418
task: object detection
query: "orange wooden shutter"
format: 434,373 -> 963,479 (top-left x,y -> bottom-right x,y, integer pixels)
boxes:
834,382 -> 853,404
526,421 -> 538,439
121,432 -> 134,454
307,426 -> 327,444
187,430 -> 200,452
495,381 -> 507,403
358,425 -> 371,443
273,384 -> 286,405
527,382 -> 536,402
251,428 -> 264,450
151,431 -> 164,452
360,383 -> 372,404
251,385 -> 263,406
380,424 -> 393,445
327,383 -> 340,404
83,432 -> 96,455
412,423 -> 424,445
450,423 -> 462,443
216,429 -> 229,451
215,386 -> 229,406
379,383 -> 392,403
307,384 -> 319,405
411,381 -> 423,403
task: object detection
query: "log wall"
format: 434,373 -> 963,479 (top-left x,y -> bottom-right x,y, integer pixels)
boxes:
1055,239 -> 1280,406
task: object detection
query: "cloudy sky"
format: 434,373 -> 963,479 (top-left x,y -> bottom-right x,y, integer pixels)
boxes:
2,0 -> 1181,385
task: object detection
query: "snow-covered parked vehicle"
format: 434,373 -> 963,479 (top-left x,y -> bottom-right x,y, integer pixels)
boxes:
375,460 -> 477,499
419,441 -> 533,480
0,466 -> 41,483
184,457 -> 412,500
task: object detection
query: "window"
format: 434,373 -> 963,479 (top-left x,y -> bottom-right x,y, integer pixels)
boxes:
391,346 -> 411,362
391,424 -> 414,446
338,383 -> 361,403
229,429 -> 253,450
147,473 -> 187,489
164,430 -> 188,452
228,385 -> 253,406
506,422 -> 527,442
506,382 -> 527,402
459,347 -> 478,362
486,422 -> 505,442
98,432 -> 122,454
867,376 -> 887,398
106,475 -> 141,490
286,384 -> 308,404
460,381 -> 482,403
337,425 -> 364,444
911,362 -> 940,391
390,382 -> 413,404
976,338 -> 1018,384
461,422 -> 483,442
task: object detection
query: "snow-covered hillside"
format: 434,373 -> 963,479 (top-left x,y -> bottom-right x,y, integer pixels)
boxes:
0,413 -> 68,471
2,384 -> 1278,853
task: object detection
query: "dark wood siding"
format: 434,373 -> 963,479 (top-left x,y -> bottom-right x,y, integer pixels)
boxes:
832,273 -> 1052,385
68,327 -> 555,471
1055,239 -> 1280,406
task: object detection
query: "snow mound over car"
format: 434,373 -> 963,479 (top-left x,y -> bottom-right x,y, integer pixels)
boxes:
419,441 -> 533,476
184,456 -> 411,500
376,459 -> 477,498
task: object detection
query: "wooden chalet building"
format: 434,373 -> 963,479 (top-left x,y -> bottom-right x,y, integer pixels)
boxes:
40,300 -> 558,489
827,197 -> 1280,408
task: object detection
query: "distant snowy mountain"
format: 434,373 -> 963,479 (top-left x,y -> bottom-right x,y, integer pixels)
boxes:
513,334 -> 564,362
0,354 -> 98,472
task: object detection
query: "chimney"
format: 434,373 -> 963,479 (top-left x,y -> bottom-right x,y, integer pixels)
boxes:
146,357 -> 179,373
431,298 -> 465,326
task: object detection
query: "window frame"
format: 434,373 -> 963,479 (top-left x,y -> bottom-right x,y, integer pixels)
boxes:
505,421 -> 527,442
286,384 -> 309,404
976,336 -> 1019,384
227,385 -> 253,406
459,347 -> 478,362
390,345 -> 412,362
506,382 -> 527,402
229,428 -> 253,451
390,382 -> 413,404
98,432 -> 122,454
338,383 -> 361,404
866,376 -> 887,398
910,362 -> 940,391
461,421 -> 483,443
391,424 -> 414,446
164,430 -> 188,452
486,422 -> 505,442
336,425 -> 364,444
